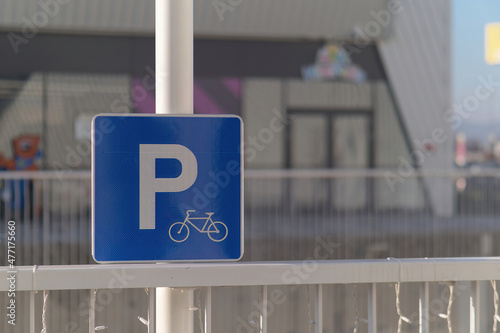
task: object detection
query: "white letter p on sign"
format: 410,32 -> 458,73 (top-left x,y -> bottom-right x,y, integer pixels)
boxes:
139,144 -> 197,229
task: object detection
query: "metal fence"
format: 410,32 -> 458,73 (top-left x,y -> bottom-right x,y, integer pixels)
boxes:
244,169 -> 500,261
2,259 -> 500,333
1,169 -> 500,332
3,169 -> 500,265
0,171 -> 91,266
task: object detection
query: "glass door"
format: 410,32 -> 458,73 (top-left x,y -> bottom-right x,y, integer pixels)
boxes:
286,110 -> 373,211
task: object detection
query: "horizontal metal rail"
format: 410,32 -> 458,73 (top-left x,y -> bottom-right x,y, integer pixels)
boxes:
0,170 -> 91,180
245,168 -> 500,179
3,257 -> 500,292
2,169 -> 500,180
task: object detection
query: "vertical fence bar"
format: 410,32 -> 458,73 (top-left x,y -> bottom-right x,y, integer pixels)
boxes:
89,289 -> 96,333
2,181 -> 6,333
51,177 -> 58,265
149,288 -> 156,333
5,180 -> 11,227
368,283 -> 377,333
14,180 -> 21,227
419,282 -> 429,333
78,178 -> 87,264
30,291 -> 35,333
69,179 -> 78,265
42,179 -> 50,264
205,287 -> 212,333
33,180 -> 40,264
0,179 -> 3,256
315,284 -> 323,333
260,285 -> 268,333
470,281 -> 480,333
24,179 -> 31,264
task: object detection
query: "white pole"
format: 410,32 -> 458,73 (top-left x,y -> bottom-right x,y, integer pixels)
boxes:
156,0 -> 193,115
155,0 -> 194,332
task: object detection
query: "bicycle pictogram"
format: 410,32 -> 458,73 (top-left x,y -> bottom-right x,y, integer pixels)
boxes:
168,210 -> 228,242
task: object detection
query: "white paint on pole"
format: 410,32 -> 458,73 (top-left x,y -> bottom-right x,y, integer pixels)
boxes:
155,0 -> 194,332
155,0 -> 193,115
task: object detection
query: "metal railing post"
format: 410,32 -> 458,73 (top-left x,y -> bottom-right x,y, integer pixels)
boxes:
89,289 -> 96,333
260,285 -> 268,333
30,291 -> 35,333
42,179 -> 50,265
368,283 -> 377,333
470,281 -> 480,333
315,284 -> 323,333
419,282 -> 429,333
205,287 -> 212,333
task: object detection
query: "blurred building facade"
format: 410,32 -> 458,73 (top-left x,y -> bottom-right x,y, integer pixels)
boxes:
0,0 -> 454,214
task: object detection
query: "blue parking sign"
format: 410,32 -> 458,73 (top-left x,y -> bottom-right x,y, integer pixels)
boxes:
92,114 -> 243,262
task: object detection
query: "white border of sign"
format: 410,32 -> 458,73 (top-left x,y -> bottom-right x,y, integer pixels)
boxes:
91,113 -> 244,263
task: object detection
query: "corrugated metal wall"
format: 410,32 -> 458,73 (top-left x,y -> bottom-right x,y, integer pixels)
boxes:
194,0 -> 386,40
0,0 -> 388,40
377,0 -> 454,217
0,1 -> 155,35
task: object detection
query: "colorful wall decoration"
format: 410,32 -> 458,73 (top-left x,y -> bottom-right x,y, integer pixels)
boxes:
0,134 -> 42,171
301,44 -> 366,82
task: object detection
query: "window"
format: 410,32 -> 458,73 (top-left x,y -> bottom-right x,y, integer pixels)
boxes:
286,109 -> 374,169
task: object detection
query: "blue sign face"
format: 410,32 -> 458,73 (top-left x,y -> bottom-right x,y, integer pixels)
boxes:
92,114 -> 243,262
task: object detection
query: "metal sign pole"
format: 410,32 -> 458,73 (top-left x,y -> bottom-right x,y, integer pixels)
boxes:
155,0 -> 194,333
155,0 -> 193,116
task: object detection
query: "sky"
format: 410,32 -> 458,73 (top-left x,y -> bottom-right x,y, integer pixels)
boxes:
453,0 -> 500,139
